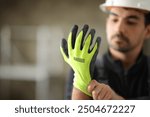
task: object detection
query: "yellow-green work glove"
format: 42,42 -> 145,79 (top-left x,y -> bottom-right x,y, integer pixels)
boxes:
60,25 -> 101,96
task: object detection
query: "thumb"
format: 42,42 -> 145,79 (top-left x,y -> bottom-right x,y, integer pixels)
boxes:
60,39 -> 69,62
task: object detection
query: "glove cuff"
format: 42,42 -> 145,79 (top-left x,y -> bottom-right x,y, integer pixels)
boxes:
73,74 -> 92,97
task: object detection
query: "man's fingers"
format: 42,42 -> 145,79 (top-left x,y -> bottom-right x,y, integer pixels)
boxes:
92,84 -> 103,100
103,91 -> 112,100
87,80 -> 98,93
88,81 -> 114,100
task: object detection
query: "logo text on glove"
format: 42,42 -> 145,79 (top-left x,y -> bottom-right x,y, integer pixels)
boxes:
74,57 -> 85,63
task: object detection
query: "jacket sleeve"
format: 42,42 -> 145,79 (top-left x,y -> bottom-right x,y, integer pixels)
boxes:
64,69 -> 74,100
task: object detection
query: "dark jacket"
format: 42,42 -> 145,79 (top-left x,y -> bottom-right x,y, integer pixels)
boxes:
65,51 -> 150,100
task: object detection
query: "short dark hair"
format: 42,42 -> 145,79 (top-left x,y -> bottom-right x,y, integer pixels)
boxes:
145,12 -> 150,26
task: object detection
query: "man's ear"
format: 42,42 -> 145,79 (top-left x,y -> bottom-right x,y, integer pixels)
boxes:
145,25 -> 150,40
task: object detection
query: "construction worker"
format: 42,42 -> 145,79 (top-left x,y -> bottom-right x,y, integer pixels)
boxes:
61,0 -> 150,100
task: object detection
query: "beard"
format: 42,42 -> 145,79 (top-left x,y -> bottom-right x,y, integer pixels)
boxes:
109,44 -> 132,53
108,32 -> 132,53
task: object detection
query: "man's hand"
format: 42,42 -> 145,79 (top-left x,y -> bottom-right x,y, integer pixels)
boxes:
88,80 -> 124,100
60,25 -> 101,96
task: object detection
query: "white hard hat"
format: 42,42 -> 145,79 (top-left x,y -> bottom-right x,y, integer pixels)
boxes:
100,0 -> 150,12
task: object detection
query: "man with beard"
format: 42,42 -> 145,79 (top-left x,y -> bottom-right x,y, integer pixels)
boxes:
62,0 -> 150,100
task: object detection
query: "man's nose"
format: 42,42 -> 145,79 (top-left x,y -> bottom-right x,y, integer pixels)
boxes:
115,21 -> 126,33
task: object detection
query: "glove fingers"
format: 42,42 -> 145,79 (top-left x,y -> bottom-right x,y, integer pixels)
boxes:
60,39 -> 68,62
83,29 -> 96,53
68,25 -> 78,51
89,29 -> 95,46
90,37 -> 101,79
75,25 -> 89,50
96,37 -> 101,52
82,34 -> 91,53
91,37 -> 101,56
71,25 -> 78,49
61,38 -> 69,57
80,25 -> 89,50
88,29 -> 95,53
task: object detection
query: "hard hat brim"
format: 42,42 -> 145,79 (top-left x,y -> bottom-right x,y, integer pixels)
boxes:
99,2 -> 150,13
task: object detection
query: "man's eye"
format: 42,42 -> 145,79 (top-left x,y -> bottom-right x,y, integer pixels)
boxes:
127,21 -> 137,25
111,18 -> 118,23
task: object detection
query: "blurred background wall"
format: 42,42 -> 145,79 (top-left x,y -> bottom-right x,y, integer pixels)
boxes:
0,0 -> 149,100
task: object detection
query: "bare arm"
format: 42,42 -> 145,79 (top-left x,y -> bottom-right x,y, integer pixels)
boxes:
71,87 -> 92,100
